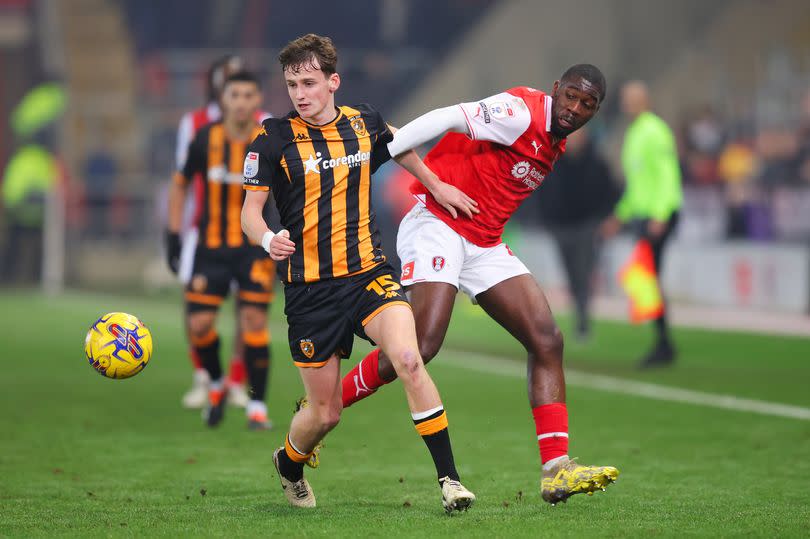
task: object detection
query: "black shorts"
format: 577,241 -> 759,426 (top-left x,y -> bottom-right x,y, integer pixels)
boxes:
185,246 -> 276,312
284,263 -> 410,368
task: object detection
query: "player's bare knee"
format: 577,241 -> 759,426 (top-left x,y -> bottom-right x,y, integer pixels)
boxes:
396,349 -> 428,386
239,307 -> 266,333
417,340 -> 440,364
187,314 -> 215,340
317,406 -> 341,433
533,325 -> 564,363
242,314 -> 266,334
377,352 -> 398,382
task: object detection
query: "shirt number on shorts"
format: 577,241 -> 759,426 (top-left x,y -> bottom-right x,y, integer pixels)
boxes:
365,274 -> 402,299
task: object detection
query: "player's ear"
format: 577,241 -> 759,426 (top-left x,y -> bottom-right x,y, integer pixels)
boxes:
552,80 -> 560,97
328,72 -> 341,94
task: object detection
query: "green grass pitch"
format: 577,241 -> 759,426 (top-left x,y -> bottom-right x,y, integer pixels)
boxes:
0,289 -> 808,537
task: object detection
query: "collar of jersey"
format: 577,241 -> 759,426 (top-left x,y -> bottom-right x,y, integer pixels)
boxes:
293,107 -> 344,129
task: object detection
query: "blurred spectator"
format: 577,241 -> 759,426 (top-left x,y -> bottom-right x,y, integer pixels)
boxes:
682,106 -> 724,185
1,143 -> 57,283
602,81 -> 682,369
794,89 -> 810,185
756,127 -> 798,186
533,128 -> 621,341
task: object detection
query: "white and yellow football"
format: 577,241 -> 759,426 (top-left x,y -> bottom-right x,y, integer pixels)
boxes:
84,312 -> 153,379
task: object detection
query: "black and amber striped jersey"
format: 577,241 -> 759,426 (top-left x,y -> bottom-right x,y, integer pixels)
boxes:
243,104 -> 394,283
175,121 -> 264,250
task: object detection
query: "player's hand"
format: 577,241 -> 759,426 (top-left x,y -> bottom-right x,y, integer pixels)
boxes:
647,219 -> 666,239
165,230 -> 181,274
599,216 -> 621,239
269,230 -> 296,261
430,181 -> 479,219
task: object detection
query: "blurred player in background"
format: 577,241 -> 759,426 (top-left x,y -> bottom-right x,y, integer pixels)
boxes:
601,81 -> 683,368
168,55 -> 272,409
242,34 -> 475,511
167,71 -> 275,430
338,65 -> 619,505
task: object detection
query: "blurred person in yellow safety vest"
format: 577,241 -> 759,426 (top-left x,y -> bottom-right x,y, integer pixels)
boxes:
601,81 -> 683,369
1,83 -> 65,284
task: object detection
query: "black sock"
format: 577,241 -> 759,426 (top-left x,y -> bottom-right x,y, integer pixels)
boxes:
194,333 -> 221,381
244,341 -> 270,401
277,449 -> 304,482
278,438 -> 305,482
413,409 -> 459,483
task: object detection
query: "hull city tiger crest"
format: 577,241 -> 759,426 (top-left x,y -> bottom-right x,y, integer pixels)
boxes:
299,339 -> 315,359
349,116 -> 367,136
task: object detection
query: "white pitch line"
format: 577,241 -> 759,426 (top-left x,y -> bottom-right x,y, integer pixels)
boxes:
439,352 -> 810,421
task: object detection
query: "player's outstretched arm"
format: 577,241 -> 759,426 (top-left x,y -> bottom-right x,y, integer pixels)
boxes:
241,189 -> 295,261
387,106 -> 470,157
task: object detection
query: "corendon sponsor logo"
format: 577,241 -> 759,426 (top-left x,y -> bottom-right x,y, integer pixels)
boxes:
303,150 -> 371,174
510,160 -> 545,190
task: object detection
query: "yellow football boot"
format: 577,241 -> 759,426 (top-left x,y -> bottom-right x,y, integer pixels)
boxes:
541,457 -> 619,505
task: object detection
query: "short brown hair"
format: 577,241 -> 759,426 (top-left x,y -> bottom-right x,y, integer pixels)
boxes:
278,33 -> 338,76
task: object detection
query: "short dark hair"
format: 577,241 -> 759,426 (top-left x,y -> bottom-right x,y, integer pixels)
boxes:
223,70 -> 261,90
278,33 -> 338,76
208,54 -> 244,101
560,64 -> 606,102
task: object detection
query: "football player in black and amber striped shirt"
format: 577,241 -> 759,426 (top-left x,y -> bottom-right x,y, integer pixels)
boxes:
242,34 -> 476,512
167,71 -> 275,431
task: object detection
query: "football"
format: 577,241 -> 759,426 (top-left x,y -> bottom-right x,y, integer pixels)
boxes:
84,312 -> 153,379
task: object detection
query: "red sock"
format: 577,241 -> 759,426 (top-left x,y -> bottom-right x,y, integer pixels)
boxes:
189,348 -> 202,370
228,356 -> 247,385
532,403 -> 569,464
341,349 -> 388,408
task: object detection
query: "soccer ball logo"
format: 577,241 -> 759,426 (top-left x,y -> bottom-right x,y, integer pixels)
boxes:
85,312 -> 153,379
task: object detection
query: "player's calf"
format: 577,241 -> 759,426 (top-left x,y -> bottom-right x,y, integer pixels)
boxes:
341,349 -> 390,408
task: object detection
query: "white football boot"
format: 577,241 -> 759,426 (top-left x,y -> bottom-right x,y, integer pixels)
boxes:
182,369 -> 209,409
440,477 -> 476,514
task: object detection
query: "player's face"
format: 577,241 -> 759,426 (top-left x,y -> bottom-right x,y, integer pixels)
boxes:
221,81 -> 261,125
284,60 -> 340,124
550,77 -> 601,138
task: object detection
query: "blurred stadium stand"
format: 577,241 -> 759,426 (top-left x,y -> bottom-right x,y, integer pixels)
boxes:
0,0 -> 808,314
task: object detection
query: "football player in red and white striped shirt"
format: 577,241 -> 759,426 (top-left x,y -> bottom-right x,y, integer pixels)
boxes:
340,64 -> 620,505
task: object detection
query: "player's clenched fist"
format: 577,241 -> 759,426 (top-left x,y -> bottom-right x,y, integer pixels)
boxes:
262,229 -> 296,261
